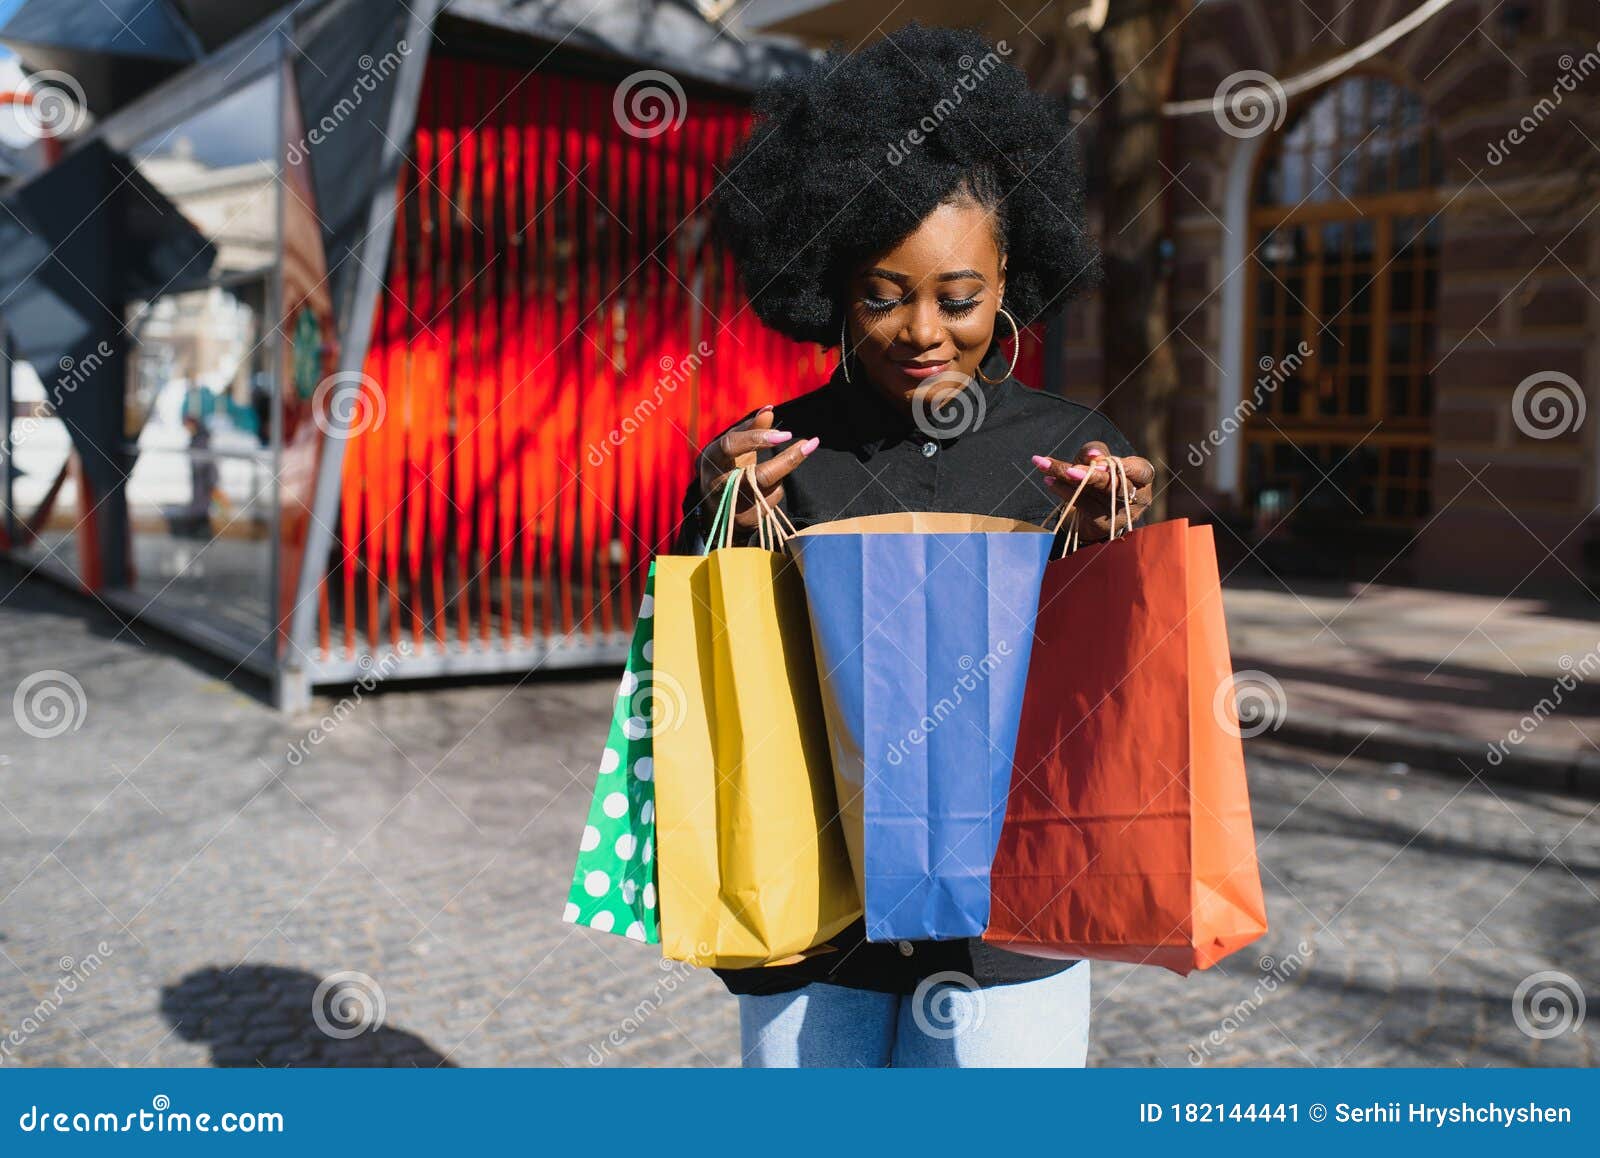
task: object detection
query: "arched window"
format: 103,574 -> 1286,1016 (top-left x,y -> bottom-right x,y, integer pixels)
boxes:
1245,73 -> 1441,531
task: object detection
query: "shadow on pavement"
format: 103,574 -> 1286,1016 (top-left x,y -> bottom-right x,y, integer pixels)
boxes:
159,964 -> 456,1067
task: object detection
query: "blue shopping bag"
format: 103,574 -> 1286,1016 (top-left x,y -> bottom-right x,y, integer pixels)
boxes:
789,513 -> 1052,941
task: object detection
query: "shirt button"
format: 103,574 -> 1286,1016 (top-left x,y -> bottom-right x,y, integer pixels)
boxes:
920,441 -> 938,457
897,940 -> 914,956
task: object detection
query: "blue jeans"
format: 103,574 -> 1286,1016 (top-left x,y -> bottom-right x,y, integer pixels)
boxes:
737,961 -> 1090,1068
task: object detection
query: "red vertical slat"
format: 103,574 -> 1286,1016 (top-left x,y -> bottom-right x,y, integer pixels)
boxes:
556,81 -> 584,636
540,75 -> 568,639
384,156 -> 409,651
406,78 -> 435,651
453,69 -> 479,646
477,71 -> 501,643
520,71 -> 545,640
598,79 -> 627,637
499,68 -> 523,642
426,66 -> 453,646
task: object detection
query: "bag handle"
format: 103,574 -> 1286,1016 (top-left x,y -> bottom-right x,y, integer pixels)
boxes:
702,467 -> 792,555
1048,455 -> 1138,559
703,468 -> 744,554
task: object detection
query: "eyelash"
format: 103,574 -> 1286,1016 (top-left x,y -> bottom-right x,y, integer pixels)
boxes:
859,296 -> 982,316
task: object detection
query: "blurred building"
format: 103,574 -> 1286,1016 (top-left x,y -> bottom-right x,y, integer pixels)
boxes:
0,0 -> 822,708
746,0 -> 1598,594
3,0 -> 1594,711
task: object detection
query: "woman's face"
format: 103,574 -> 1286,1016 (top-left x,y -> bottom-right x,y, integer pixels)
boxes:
844,198 -> 1007,412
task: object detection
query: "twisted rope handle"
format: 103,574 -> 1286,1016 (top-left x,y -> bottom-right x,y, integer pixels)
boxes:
1047,455 -> 1139,559
705,467 -> 793,554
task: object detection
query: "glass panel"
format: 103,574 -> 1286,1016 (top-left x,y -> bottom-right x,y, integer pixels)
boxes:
120,69 -> 280,643
1391,263 -> 1414,310
5,361 -> 84,578
128,80 -> 280,281
1347,373 -> 1368,415
1255,77 -> 1439,208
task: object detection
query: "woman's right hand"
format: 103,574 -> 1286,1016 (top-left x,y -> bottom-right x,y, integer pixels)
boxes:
698,405 -> 819,534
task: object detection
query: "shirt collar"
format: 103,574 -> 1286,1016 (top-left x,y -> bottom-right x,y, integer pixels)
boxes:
829,344 -> 1016,460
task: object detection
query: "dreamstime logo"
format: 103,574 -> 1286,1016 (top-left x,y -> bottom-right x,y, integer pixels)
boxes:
613,71 -> 686,139
1212,71 -> 1287,139
1188,940 -> 1313,1064
285,40 -> 411,166
312,371 -> 386,439
0,941 -> 113,1065
886,644 -> 1010,767
8,340 -> 115,452
1486,38 -> 1600,165
910,370 -> 986,440
585,951 -> 707,1065
13,670 -> 87,739
1511,371 -> 1586,440
1512,970 -> 1585,1040
587,341 -> 713,465
283,645 -> 410,767
1216,669 -> 1286,739
10,70 -> 89,140
1187,341 -> 1312,467
910,970 -> 986,1040
616,668 -> 686,739
886,41 -> 1012,164
1487,643 -> 1599,766
311,971 -> 386,1040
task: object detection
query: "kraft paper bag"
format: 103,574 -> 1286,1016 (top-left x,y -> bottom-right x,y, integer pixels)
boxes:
789,512 -> 1051,942
985,513 -> 1269,975
563,565 -> 661,944
651,472 -> 860,968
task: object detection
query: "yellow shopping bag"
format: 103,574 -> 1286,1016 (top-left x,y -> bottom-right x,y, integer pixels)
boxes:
651,469 -> 860,968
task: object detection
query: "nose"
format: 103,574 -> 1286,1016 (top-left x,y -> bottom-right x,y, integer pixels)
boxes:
898,297 -> 944,352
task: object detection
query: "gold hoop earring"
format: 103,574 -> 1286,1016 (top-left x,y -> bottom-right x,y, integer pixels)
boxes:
977,307 -> 1021,385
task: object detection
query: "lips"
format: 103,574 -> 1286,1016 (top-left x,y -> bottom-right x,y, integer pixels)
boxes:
892,360 -> 952,379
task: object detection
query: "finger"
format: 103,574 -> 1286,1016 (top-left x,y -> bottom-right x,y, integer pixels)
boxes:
1073,440 -> 1111,466
711,421 -> 793,472
1036,454 -> 1115,496
750,437 -> 818,493
699,406 -> 777,473
1120,455 -> 1155,490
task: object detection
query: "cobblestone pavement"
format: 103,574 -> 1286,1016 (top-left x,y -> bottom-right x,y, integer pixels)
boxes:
0,579 -> 1595,1068
1225,580 -> 1600,773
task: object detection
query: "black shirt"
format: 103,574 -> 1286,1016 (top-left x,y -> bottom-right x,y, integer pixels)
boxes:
673,346 -> 1134,996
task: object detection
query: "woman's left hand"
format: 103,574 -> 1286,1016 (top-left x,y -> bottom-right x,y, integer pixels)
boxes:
1031,442 -> 1155,541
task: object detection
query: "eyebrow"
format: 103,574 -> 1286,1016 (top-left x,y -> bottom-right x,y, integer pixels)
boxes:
864,267 -> 989,284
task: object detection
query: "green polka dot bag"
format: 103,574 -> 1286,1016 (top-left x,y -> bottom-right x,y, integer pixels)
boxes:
563,564 -> 659,944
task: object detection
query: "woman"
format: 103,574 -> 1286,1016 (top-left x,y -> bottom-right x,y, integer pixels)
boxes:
677,24 -> 1156,1068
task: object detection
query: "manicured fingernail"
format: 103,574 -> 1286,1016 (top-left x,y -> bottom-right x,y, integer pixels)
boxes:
800,437 -> 820,455
765,430 -> 793,444
1031,455 -> 1052,470
1065,466 -> 1087,481
1086,448 -> 1103,458
758,403 -> 774,412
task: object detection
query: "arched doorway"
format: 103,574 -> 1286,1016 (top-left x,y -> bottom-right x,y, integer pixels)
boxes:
1244,73 -> 1442,537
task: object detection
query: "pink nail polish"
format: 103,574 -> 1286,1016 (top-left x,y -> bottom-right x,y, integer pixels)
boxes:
800,437 -> 820,455
1065,466 -> 1087,481
1086,448 -> 1103,458
758,403 -> 775,412
1031,455 -> 1052,470
766,430 -> 793,444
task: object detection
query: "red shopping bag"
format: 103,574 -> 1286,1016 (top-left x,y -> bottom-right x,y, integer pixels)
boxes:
984,508 -> 1268,975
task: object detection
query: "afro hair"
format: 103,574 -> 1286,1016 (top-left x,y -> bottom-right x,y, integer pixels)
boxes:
712,23 -> 1101,347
